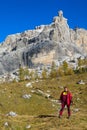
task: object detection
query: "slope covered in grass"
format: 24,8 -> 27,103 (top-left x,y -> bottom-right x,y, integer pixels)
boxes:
0,73 -> 87,129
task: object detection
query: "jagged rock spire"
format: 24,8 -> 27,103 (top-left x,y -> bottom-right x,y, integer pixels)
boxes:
58,10 -> 63,17
53,10 -> 64,23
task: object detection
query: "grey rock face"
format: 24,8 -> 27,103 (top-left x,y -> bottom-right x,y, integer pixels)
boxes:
0,10 -> 87,75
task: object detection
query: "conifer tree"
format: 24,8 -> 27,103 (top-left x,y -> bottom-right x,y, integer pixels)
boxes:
49,61 -> 57,78
62,61 -> 68,75
19,67 -> 25,81
34,70 -> 39,80
41,67 -> 47,79
78,58 -> 83,67
57,66 -> 64,76
24,67 -> 29,80
67,67 -> 74,75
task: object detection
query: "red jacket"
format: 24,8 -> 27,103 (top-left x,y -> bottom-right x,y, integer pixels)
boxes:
60,91 -> 72,105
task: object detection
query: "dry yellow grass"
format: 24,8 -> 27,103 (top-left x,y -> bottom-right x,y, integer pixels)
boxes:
0,73 -> 86,129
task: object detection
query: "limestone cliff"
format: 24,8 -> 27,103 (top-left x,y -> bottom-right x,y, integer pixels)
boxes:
0,10 -> 87,75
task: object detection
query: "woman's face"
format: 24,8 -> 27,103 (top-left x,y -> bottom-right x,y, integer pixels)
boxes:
64,87 -> 68,92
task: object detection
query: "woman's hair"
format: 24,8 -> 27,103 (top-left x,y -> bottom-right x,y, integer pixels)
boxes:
64,86 -> 67,89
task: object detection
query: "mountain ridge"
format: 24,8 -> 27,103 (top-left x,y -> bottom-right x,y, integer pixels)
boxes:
0,10 -> 87,75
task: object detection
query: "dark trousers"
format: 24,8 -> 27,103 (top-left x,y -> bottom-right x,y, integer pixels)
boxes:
59,103 -> 71,116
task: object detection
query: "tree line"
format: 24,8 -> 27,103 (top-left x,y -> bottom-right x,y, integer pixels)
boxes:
18,58 -> 87,81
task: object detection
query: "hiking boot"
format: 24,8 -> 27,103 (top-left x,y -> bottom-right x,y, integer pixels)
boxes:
67,116 -> 70,119
59,115 -> 62,118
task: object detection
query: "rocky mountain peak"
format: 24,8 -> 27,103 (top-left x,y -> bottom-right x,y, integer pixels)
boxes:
0,10 -> 87,75
53,10 -> 65,23
51,10 -> 70,43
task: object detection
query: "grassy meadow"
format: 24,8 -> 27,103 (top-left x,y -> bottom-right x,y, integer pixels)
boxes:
0,73 -> 87,130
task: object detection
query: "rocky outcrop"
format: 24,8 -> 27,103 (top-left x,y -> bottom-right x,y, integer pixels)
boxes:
70,28 -> 87,53
0,10 -> 87,75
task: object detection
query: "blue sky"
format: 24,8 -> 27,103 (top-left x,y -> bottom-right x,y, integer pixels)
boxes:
0,0 -> 87,43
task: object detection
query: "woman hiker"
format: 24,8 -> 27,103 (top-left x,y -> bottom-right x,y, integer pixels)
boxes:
59,86 -> 73,119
